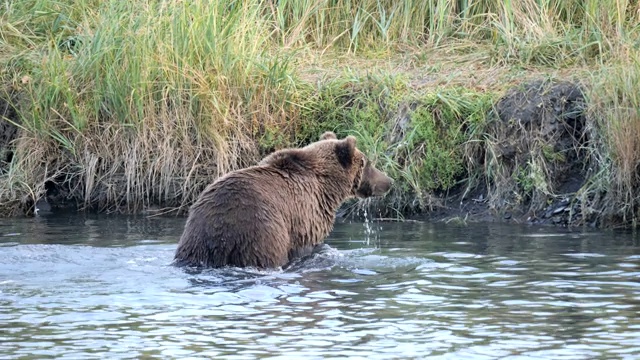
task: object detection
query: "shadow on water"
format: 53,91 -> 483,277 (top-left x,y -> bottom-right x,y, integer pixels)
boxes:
1,213 -> 640,359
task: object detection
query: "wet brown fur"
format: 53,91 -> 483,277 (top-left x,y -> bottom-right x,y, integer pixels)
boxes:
173,132 -> 393,269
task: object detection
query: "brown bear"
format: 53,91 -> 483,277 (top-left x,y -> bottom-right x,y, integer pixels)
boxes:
173,131 -> 393,269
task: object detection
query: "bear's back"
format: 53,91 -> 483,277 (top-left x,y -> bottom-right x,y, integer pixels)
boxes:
174,165 -> 333,268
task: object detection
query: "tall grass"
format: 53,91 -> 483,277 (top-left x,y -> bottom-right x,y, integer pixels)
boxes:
2,0 -> 301,213
2,0 -> 640,223
263,0 -> 640,62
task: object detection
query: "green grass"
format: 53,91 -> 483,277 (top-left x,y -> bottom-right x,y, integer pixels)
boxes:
299,78 -> 495,213
1,0 -> 640,226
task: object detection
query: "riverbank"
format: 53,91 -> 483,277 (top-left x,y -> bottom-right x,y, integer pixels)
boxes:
2,1 -> 640,228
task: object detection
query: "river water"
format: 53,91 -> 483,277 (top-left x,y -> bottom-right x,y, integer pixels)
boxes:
0,214 -> 639,359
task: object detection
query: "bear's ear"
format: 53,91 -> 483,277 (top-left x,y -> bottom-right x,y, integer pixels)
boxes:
320,131 -> 337,140
335,135 -> 356,168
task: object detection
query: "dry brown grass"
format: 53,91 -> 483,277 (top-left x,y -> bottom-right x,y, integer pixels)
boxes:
584,58 -> 640,225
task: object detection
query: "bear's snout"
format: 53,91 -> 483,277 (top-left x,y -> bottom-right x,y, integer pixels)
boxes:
374,172 -> 393,195
356,162 -> 393,198
370,168 -> 393,196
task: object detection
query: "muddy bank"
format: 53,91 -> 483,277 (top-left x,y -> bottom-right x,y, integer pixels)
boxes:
457,79 -> 591,227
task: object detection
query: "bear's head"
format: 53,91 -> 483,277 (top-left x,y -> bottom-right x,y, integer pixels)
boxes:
317,131 -> 393,199
259,131 -> 393,199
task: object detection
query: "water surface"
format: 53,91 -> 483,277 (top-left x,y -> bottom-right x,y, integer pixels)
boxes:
1,214 -> 639,359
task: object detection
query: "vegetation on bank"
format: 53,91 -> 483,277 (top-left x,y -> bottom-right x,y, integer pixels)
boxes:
1,0 -> 640,226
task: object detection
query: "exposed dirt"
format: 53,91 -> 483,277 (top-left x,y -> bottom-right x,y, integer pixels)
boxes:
492,79 -> 587,187
488,80 -> 589,224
